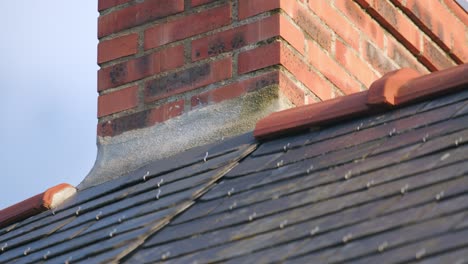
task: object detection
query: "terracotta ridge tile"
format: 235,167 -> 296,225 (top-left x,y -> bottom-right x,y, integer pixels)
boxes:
254,63 -> 467,140
254,91 -> 373,139
0,183 -> 76,229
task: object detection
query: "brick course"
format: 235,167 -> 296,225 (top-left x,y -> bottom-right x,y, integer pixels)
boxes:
96,0 -> 467,136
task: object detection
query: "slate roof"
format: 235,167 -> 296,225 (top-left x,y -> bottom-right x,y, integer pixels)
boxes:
0,65 -> 467,263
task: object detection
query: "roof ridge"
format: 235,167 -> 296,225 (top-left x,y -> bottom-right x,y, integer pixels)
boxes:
0,184 -> 76,229
254,63 -> 468,140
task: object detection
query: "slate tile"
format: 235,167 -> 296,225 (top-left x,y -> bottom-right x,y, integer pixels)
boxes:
419,88 -> 468,112
416,247 -> 468,264
286,211 -> 467,264
39,227 -> 150,264
143,164 -> 468,250
349,228 -> 468,264
453,102 -> 468,117
225,152 -> 283,177
58,168 -> 220,233
0,222 -> 91,263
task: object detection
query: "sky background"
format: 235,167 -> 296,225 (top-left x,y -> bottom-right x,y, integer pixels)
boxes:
0,2 -> 98,209
0,2 -> 467,210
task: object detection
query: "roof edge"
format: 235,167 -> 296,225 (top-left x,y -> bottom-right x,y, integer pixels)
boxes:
254,63 -> 468,140
0,183 -> 76,229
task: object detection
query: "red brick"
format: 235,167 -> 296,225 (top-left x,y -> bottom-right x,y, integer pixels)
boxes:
98,45 -> 184,91
363,40 -> 398,75
364,0 -> 422,55
335,40 -> 379,87
419,37 -> 457,71
98,34 -> 138,64
98,86 -> 138,117
145,57 -> 232,102
98,0 -> 184,38
238,0 -> 281,20
98,100 -> 184,137
144,4 -> 231,50
441,0 -> 468,26
334,0 -> 384,49
192,13 -> 304,62
308,0 -> 360,50
279,15 -> 305,54
280,42 -> 336,100
239,41 -> 335,100
192,14 -> 280,61
278,71 -> 305,106
308,40 -> 361,95
387,38 -> 429,73
286,1 -> 332,50
191,71 -> 280,107
407,0 -> 465,52
191,0 -> 216,7
98,0 -> 130,11
238,42 -> 282,74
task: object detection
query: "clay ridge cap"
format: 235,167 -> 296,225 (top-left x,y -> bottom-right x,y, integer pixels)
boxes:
254,63 -> 468,140
0,183 -> 76,229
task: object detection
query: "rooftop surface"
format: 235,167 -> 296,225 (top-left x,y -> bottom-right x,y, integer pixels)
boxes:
0,64 -> 467,263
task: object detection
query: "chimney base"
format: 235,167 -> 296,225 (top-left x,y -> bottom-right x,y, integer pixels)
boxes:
79,86 -> 291,189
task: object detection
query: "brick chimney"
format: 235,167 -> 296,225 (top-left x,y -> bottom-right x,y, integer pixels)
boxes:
80,0 -> 467,188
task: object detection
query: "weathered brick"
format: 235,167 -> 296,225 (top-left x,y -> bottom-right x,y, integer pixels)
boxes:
363,41 -> 397,75
192,15 -> 279,61
441,0 -> 468,26
145,57 -> 232,102
191,0 -> 216,7
238,0 -> 281,20
98,86 -> 138,117
308,0 -> 360,50
192,13 -> 304,61
238,41 -> 282,74
291,2 -> 332,50
98,100 -> 184,137
144,4 -> 231,50
280,42 -> 336,100
239,41 -> 335,100
98,33 -> 138,64
308,40 -> 361,95
98,45 -> 184,91
387,38 -> 429,73
335,40 -> 379,87
419,37 -> 457,71
191,71 -> 280,107
334,0 -> 384,49
364,0 -> 422,55
278,71 -> 305,106
98,0 -> 130,11
98,0 -> 184,38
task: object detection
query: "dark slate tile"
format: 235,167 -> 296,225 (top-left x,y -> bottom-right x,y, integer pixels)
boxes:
453,102 -> 468,117
349,228 -> 468,264
143,162 -> 468,250
0,223 -> 93,264
416,247 -> 468,264
419,88 -> 468,113
408,128 -> 468,158
225,152 -> 283,177
38,227 -> 150,264
285,211 -> 467,264
0,216 -> 75,253
58,168 -> 223,233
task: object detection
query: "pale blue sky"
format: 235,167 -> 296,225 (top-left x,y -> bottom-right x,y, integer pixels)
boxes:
0,2 -> 98,209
